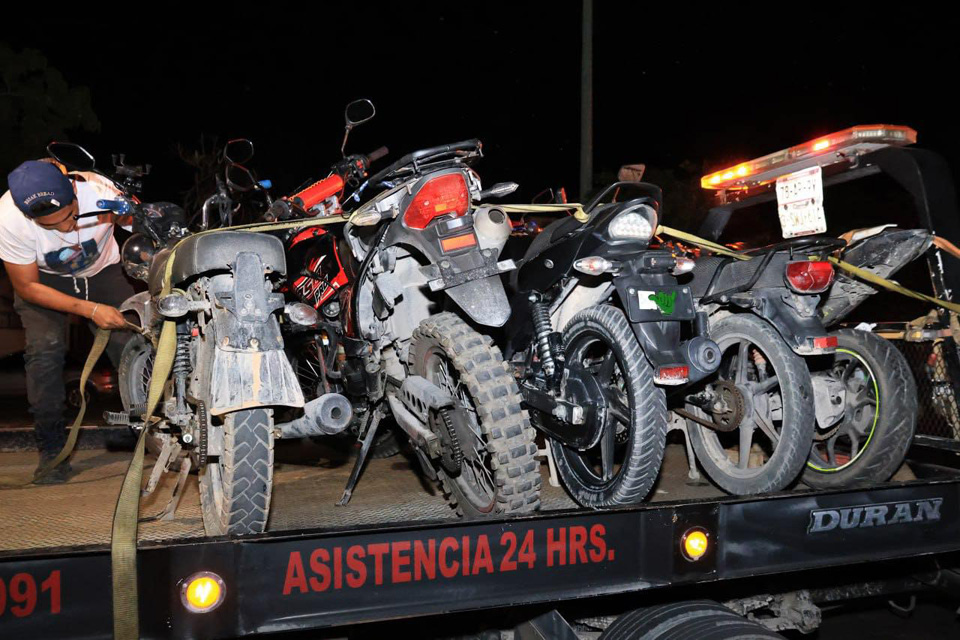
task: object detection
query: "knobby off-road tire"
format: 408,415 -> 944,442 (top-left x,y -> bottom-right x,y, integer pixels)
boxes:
687,314 -> 815,495
802,329 -> 917,489
118,334 -> 165,456
551,305 -> 667,508
199,408 -> 274,535
599,600 -> 783,639
409,312 -> 541,517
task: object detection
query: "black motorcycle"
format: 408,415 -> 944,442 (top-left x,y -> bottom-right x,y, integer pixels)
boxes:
502,182 -> 721,508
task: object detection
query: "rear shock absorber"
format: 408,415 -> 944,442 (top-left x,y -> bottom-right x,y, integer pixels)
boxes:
173,334 -> 191,415
529,294 -> 556,377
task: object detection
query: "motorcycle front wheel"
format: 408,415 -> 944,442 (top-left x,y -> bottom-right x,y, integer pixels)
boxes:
549,305 -> 667,508
409,312 -> 541,517
117,334 -> 166,456
198,408 -> 274,536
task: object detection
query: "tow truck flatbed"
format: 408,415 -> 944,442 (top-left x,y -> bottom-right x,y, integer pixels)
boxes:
2,442 -> 959,639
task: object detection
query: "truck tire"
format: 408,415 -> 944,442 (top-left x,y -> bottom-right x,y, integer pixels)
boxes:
803,329 -> 917,489
599,600 -> 783,639
686,314 -> 815,495
199,408 -> 274,535
409,312 -> 541,517
550,305 -> 667,508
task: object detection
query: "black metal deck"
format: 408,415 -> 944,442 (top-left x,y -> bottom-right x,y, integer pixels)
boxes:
2,440 -> 959,639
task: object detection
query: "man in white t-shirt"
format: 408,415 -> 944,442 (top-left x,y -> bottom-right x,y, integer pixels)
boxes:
1,160 -> 135,483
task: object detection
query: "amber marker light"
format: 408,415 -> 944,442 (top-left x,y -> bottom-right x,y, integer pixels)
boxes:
181,571 -> 226,613
681,528 -> 710,561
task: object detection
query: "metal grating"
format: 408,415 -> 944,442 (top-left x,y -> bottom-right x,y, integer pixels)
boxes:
892,337 -> 960,442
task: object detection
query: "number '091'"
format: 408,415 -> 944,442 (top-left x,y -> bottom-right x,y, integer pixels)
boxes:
0,571 -> 61,618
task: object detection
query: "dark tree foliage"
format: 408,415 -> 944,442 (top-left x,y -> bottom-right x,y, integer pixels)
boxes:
0,45 -> 99,184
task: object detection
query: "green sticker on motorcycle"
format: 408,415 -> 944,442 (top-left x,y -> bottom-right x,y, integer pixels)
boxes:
648,291 -> 677,315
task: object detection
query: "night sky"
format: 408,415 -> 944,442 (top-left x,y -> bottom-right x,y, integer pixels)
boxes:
4,5 -> 960,219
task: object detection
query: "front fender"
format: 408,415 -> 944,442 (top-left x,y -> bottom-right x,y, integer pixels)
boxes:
119,291 -> 156,330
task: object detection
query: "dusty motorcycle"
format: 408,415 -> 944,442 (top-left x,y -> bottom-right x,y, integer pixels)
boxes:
502,182 -> 722,508
265,101 -> 541,517
102,141 -> 362,536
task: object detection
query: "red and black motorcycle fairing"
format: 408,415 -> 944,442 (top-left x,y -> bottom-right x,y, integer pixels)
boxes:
284,226 -> 351,312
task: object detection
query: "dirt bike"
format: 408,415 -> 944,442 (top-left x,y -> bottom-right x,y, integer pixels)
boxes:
500,182 -> 722,508
263,100 -> 541,517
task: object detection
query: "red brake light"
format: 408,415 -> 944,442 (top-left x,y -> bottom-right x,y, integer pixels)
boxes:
404,173 -> 470,230
655,365 -> 689,385
814,336 -> 838,350
785,261 -> 835,293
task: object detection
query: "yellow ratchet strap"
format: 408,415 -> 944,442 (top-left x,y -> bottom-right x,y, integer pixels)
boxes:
111,212 -> 350,639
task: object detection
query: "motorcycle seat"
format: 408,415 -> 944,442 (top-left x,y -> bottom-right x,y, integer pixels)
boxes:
148,231 -> 287,295
686,253 -> 791,298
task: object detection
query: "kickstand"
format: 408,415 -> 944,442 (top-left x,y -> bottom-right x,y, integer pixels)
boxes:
142,437 -> 178,497
668,411 -> 704,485
539,444 -> 561,488
139,456 -> 192,523
337,407 -> 384,506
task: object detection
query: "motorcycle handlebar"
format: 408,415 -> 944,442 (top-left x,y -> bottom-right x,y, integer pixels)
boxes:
96,198 -> 132,214
367,139 -> 481,185
365,146 -> 389,164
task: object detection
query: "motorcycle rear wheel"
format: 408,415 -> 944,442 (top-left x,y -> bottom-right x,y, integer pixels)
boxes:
802,329 -> 917,488
409,312 -> 541,517
686,314 -> 815,495
549,305 -> 667,508
199,408 -> 274,536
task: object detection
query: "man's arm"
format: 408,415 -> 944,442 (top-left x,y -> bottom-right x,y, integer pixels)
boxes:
4,261 -> 129,329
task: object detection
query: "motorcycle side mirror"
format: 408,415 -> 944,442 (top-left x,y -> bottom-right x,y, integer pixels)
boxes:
46,142 -> 96,171
341,99 -> 376,156
225,163 -> 258,193
224,139 -> 255,165
617,164 -> 646,182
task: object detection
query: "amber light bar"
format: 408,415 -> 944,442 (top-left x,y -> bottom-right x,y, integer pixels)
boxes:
701,125 -> 917,191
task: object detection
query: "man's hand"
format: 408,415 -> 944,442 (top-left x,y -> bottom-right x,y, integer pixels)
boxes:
92,304 -> 129,329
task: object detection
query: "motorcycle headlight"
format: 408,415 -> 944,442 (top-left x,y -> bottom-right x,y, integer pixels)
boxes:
608,204 -> 657,242
121,233 -> 156,282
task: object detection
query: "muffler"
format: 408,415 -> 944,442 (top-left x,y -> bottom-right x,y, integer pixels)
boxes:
275,393 -> 353,438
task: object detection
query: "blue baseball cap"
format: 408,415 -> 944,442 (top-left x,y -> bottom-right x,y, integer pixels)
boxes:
7,160 -> 76,218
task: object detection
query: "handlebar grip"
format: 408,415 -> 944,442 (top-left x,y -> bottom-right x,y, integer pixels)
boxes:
292,174 -> 345,211
96,199 -> 130,214
366,146 -> 389,164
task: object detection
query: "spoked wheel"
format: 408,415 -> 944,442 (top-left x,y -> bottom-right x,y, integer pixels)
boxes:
290,332 -> 400,458
803,329 -> 916,488
198,408 -> 274,536
409,313 -> 540,517
686,315 -> 815,495
118,334 -> 166,455
550,305 -> 667,508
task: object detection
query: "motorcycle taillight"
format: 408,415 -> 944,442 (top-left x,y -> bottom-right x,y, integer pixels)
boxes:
785,260 -> 834,293
404,173 -> 470,230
